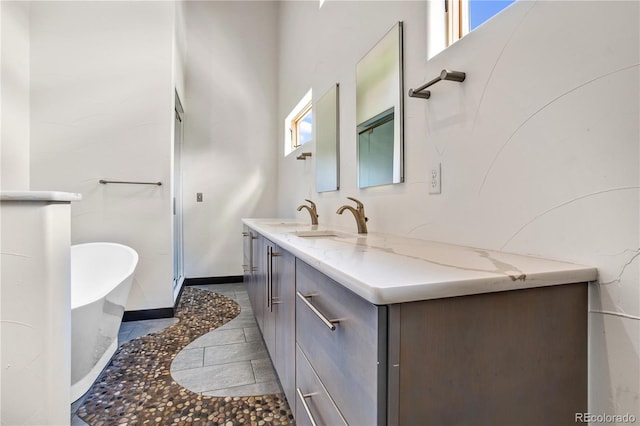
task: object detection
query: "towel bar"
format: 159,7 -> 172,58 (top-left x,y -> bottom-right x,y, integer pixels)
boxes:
408,69 -> 466,99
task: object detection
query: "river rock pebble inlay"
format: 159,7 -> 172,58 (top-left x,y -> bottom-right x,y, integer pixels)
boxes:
77,287 -> 294,425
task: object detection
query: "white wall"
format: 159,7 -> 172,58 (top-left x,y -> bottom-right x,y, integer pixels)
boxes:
182,1 -> 279,278
277,0 -> 639,419
29,1 -> 176,311
277,1 -> 425,221
174,1 -> 187,104
1,1 -> 30,190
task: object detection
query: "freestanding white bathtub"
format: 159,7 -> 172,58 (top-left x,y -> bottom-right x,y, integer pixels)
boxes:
70,242 -> 138,402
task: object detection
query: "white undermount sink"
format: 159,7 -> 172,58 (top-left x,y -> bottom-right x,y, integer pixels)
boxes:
291,229 -> 350,238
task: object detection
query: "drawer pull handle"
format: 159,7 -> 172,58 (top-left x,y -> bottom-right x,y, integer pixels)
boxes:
242,232 -> 249,236
296,388 -> 318,426
296,291 -> 339,331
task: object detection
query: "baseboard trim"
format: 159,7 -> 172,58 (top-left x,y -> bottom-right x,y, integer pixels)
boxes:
122,276 -> 242,322
184,275 -> 244,286
122,307 -> 175,322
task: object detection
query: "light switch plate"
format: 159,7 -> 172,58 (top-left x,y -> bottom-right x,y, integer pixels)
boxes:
196,192 -> 203,202
429,163 -> 441,194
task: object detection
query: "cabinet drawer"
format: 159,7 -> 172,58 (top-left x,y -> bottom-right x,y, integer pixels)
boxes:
295,259 -> 386,426
296,345 -> 347,426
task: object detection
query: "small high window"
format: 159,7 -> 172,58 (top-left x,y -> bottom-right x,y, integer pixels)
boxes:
447,0 -> 515,46
284,89 -> 313,156
292,102 -> 313,149
427,0 -> 515,59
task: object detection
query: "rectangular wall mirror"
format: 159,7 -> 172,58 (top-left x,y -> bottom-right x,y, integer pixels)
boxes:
356,21 -> 404,188
316,83 -> 340,192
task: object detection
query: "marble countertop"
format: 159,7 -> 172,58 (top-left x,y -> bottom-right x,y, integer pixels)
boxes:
242,218 -> 597,305
1,190 -> 82,202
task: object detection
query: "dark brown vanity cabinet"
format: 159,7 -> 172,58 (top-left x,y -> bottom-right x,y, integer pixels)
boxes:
243,226 -> 588,426
387,282 -> 588,426
295,261 -> 588,426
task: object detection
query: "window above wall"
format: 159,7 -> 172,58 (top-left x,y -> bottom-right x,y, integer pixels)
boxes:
284,89 -> 313,156
427,0 -> 515,59
448,0 -> 515,45
292,102 -> 313,149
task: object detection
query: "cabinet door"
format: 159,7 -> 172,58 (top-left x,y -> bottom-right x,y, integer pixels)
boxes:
262,238 -> 276,356
252,234 -> 266,332
390,283 -> 588,426
273,245 -> 295,413
296,345 -> 347,426
242,226 -> 251,283
243,228 -> 258,312
259,239 -> 296,413
296,259 -> 387,426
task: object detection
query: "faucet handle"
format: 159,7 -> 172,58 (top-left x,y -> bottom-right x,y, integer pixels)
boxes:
304,199 -> 317,210
346,197 -> 364,209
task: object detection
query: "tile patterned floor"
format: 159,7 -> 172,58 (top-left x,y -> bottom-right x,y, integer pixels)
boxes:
71,284 -> 293,425
171,284 -> 282,397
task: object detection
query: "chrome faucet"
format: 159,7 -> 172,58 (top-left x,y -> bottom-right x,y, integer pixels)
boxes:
297,199 -> 319,225
336,197 -> 368,234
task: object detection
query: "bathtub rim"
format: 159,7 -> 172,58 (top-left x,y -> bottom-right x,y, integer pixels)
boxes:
71,242 -> 139,310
